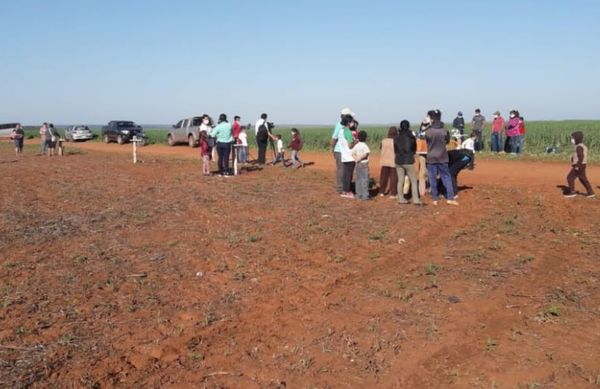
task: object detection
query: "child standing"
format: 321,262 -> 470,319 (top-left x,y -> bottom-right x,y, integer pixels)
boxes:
288,128 -> 304,168
273,134 -> 285,165
238,126 -> 248,164
353,130 -> 370,200
565,131 -> 595,198
11,124 -> 25,158
199,132 -> 211,176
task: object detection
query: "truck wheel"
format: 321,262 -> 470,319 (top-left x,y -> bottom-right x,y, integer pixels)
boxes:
167,135 -> 175,146
188,135 -> 196,148
103,134 -> 110,143
117,135 -> 124,145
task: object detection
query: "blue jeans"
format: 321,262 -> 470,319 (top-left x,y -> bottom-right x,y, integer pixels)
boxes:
509,136 -> 519,154
355,163 -> 370,200
238,146 -> 248,163
491,132 -> 503,152
216,142 -> 231,174
40,137 -> 48,155
516,135 -> 524,154
427,163 -> 454,201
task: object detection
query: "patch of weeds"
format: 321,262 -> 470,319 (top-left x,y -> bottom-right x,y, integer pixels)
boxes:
247,234 -> 262,243
488,242 -> 503,251
204,312 -> 218,327
517,255 -> 535,265
187,352 -> 204,362
15,326 -> 27,335
329,253 -> 346,263
466,249 -> 486,263
424,263 -> 440,276
72,255 -> 88,264
400,291 -> 414,302
368,230 -> 387,241
486,337 -> 497,352
396,280 -> 406,290
368,251 -> 381,260
233,272 -> 247,281
307,219 -> 317,227
542,305 -> 561,317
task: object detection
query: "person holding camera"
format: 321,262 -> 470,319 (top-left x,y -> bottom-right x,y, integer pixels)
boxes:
210,114 -> 234,176
255,113 -> 273,165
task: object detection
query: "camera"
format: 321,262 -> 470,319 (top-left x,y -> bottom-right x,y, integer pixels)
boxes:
267,122 -> 275,130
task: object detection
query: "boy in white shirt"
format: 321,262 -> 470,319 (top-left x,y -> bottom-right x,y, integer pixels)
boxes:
461,132 -> 477,152
238,126 -> 248,164
272,134 -> 285,165
352,131 -> 371,200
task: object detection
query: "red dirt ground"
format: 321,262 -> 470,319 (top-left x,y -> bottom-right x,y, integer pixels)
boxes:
1,142 -> 599,388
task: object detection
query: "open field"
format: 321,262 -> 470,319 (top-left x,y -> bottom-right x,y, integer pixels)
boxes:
1,142 -> 600,388
21,120 -> 600,161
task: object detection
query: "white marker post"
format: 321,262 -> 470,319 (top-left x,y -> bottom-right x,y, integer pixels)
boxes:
132,136 -> 144,164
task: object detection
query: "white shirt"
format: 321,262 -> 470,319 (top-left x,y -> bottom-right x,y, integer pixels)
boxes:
352,142 -> 370,163
337,130 -> 354,163
239,131 -> 248,146
461,138 -> 475,152
255,119 -> 266,136
276,139 -> 284,153
200,123 -> 211,134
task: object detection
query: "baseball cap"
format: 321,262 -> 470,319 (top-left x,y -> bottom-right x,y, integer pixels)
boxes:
341,108 -> 356,117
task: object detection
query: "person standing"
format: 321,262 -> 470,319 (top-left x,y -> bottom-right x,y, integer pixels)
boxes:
46,124 -> 59,157
200,115 -> 214,160
564,131 -> 595,198
471,109 -> 486,152
210,114 -> 233,176
506,110 -> 520,155
338,115 -> 356,198
199,132 -> 211,176
11,124 -> 25,158
39,122 -> 48,155
232,115 -> 242,163
517,115 -> 526,154
352,131 -> 370,200
288,128 -> 304,168
394,120 -> 420,205
255,113 -> 269,165
490,111 -> 505,153
452,112 -> 465,137
415,117 -> 430,198
331,108 -> 355,193
379,126 -> 398,198
238,126 -> 248,164
425,110 -> 458,206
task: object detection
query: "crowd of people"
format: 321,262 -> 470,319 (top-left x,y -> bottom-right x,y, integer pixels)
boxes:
330,107 -> 594,203
5,110 -> 595,200
196,113 -> 305,177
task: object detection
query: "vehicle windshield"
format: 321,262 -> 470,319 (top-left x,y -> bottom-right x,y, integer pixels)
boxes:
76,126 -> 90,131
117,121 -> 135,127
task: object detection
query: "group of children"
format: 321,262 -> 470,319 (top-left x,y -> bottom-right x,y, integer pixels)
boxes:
197,113 -> 305,177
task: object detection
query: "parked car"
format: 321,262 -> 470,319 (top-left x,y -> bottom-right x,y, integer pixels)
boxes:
101,121 -> 144,145
167,117 -> 203,147
64,125 -> 93,142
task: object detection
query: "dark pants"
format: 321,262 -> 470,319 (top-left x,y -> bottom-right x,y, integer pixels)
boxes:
334,152 -> 343,193
217,142 -> 231,174
342,161 -> 356,193
567,165 -> 594,195
355,163 -> 370,200
257,140 -> 268,164
427,163 -> 454,200
379,166 -> 398,196
491,132 -> 502,152
473,130 -> 483,151
449,157 -> 472,194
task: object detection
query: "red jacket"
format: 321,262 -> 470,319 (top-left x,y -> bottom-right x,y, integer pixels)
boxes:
200,139 -> 210,156
232,122 -> 241,140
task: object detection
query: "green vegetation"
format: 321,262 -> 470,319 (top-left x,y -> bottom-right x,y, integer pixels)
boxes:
20,120 -> 600,161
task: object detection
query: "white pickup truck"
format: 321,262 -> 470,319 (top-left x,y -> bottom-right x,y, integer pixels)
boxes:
167,117 -> 203,147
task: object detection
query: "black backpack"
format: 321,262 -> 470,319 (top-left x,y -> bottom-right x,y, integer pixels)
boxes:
256,123 -> 269,142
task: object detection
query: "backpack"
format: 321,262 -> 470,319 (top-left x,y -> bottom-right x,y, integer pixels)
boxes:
256,123 -> 269,142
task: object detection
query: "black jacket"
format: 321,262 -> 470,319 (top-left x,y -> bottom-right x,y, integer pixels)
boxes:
394,129 -> 416,165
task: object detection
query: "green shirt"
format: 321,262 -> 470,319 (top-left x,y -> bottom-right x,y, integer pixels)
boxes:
210,122 -> 233,143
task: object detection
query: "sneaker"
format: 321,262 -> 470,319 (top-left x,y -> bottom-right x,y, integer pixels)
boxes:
564,193 -> 577,198
432,201 -> 438,206
340,192 -> 354,199
390,195 -> 398,199
447,200 -> 459,206
379,193 -> 385,197
586,193 -> 596,199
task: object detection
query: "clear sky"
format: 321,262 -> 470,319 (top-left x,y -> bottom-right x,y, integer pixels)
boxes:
2,0 -> 600,125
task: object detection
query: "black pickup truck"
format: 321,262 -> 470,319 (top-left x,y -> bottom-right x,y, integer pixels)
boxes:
101,121 -> 145,145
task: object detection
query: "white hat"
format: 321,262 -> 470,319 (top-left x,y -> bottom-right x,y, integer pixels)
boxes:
341,107 -> 355,117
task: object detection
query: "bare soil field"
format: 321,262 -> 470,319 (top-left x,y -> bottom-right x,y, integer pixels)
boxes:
1,143 -> 600,388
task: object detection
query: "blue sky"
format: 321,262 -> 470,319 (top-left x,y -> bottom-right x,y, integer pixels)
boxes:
2,0 -> 600,125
